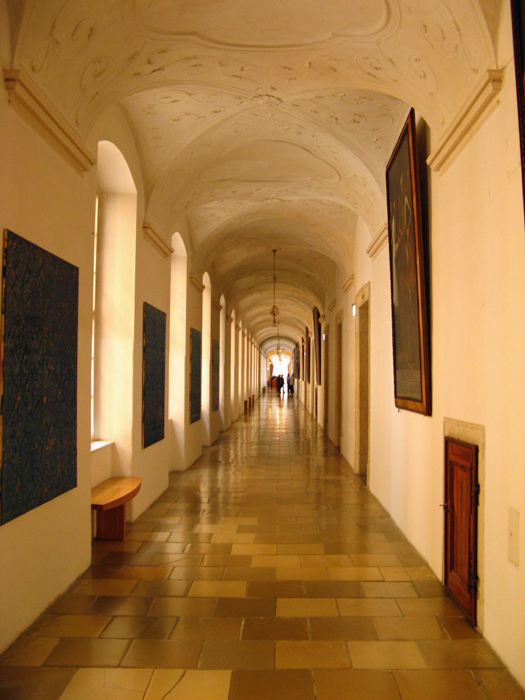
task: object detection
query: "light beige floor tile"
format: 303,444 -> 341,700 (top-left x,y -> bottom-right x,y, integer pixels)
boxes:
374,617 -> 446,641
347,641 -> 427,669
301,555 -> 352,567
126,532 -> 170,542
57,668 -> 153,700
394,670 -> 490,700
231,544 -> 277,555
379,568 -> 411,582
397,598 -> 464,617
189,581 -> 246,598
252,555 -> 302,568
351,555 -> 402,567
418,640 -> 504,669
276,641 -> 350,669
361,582 -> 418,598
328,567 -> 382,581
144,669 -> 231,700
278,544 -> 325,555
277,598 -> 339,617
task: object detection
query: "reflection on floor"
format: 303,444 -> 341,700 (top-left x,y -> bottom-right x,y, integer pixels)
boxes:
1,394 -> 523,699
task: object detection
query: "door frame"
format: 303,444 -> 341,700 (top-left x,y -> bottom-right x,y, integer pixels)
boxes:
335,311 -> 344,449
354,282 -> 370,485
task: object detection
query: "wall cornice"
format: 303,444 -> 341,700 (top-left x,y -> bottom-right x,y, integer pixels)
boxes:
427,69 -> 504,174
366,223 -> 389,260
143,224 -> 173,258
189,275 -> 205,293
342,275 -> 355,293
4,69 -> 95,174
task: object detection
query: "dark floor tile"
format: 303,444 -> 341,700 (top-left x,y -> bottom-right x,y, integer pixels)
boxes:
198,640 -> 274,669
309,617 -> 379,641
43,638 -> 130,667
0,666 -> 76,700
214,598 -> 276,618
87,596 -> 153,616
303,581 -> 362,598
121,639 -> 202,668
128,579 -> 190,597
100,615 -> 177,639
170,617 -> 242,641
230,669 -> 315,699
242,617 -> 309,641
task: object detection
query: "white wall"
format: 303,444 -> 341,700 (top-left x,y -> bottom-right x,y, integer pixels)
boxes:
362,5 -> 525,688
0,59 -> 93,651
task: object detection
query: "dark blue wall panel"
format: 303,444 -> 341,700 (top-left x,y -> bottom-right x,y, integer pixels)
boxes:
143,303 -> 166,448
1,230 -> 78,525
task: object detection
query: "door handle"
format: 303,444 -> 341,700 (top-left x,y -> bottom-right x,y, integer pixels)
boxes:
439,503 -> 450,513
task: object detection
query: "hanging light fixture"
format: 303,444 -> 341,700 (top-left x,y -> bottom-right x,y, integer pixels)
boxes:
277,322 -> 282,362
270,248 -> 280,326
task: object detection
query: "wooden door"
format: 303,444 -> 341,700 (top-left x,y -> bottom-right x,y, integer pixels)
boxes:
444,437 -> 479,625
335,321 -> 343,448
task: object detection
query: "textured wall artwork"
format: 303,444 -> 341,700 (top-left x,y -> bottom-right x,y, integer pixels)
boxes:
142,302 -> 166,448
190,328 -> 202,424
0,230 -> 78,525
212,338 -> 219,412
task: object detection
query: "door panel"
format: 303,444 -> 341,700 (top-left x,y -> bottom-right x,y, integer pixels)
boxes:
444,437 -> 479,625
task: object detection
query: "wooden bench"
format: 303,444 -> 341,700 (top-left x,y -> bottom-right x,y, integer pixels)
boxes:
91,477 -> 141,541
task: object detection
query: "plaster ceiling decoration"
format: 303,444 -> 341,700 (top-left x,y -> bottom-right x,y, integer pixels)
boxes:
10,0 -> 499,347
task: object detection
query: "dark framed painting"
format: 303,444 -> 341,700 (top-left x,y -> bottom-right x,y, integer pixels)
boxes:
386,109 -> 431,415
212,338 -> 219,412
1,230 -> 78,525
142,302 -> 166,448
190,328 -> 201,424
511,0 -> 525,213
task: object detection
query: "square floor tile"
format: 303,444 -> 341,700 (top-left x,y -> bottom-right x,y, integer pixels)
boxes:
473,669 -> 525,700
101,616 -> 178,639
149,597 -> 215,617
277,598 -> 339,617
121,640 -> 202,668
229,669 -> 315,700
31,614 -> 111,638
418,640 -> 504,669
144,670 -> 231,700
394,669 -> 490,700
0,637 -> 59,666
189,581 -> 246,598
313,669 -> 402,700
170,617 -> 242,641
213,598 -> 276,618
337,599 -> 401,617
198,641 -> 274,669
347,641 -> 427,669
57,668 -> 153,700
276,641 -> 350,669
44,638 -> 130,667
309,617 -> 378,641
374,617 -> 446,641
247,581 -> 305,598
242,618 -> 309,641
0,666 -> 76,700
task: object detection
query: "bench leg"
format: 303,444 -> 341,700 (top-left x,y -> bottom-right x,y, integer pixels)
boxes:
96,504 -> 126,541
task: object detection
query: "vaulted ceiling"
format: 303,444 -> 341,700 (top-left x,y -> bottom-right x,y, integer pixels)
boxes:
7,0 -> 499,347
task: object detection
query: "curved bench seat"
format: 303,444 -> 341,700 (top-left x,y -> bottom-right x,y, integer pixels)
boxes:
91,477 -> 141,541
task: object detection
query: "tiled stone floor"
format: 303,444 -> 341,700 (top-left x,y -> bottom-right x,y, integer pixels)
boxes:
1,393 -> 524,699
